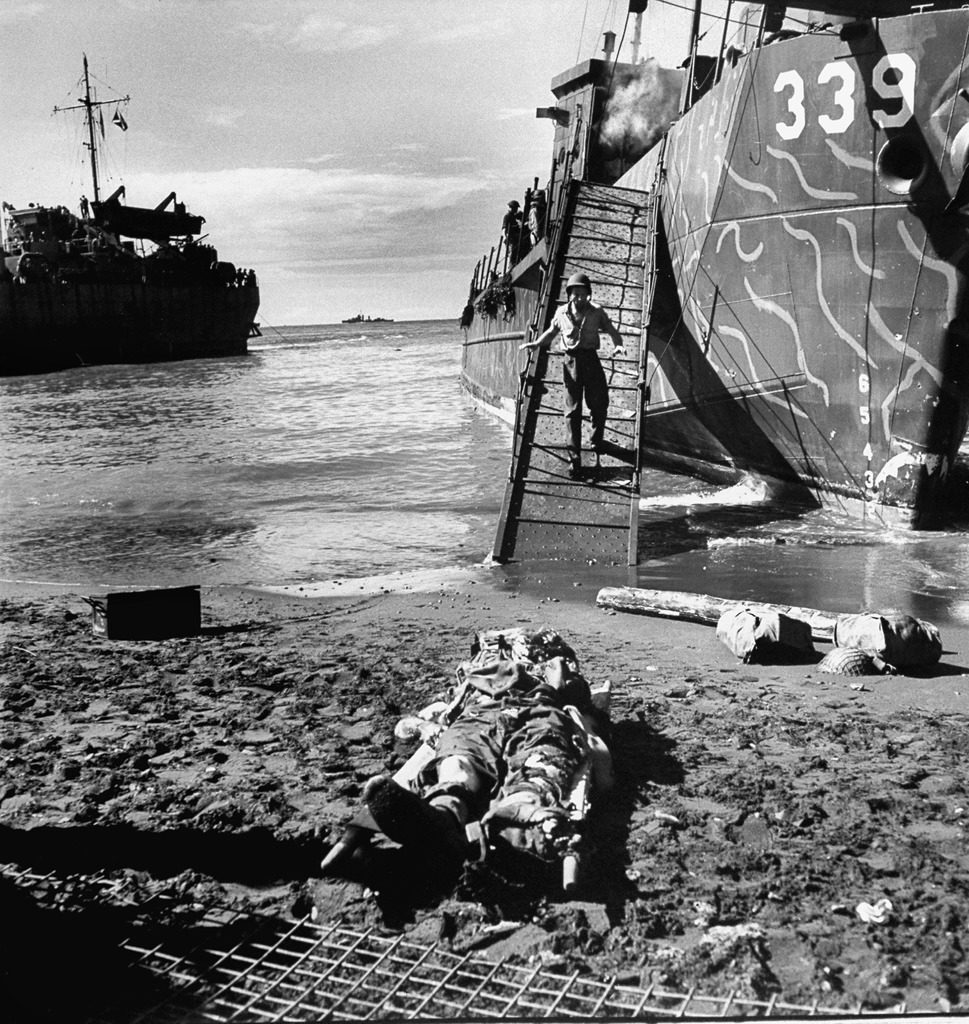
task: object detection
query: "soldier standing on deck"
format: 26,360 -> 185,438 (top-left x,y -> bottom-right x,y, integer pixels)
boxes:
502,200 -> 522,262
520,272 -> 625,479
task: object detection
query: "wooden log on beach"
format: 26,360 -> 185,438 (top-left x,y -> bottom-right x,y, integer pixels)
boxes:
596,586 -> 837,641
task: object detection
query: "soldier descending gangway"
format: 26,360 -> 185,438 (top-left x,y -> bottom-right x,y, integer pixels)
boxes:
493,180 -> 660,567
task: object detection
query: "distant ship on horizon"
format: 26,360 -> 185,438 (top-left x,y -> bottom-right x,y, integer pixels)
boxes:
342,313 -> 394,324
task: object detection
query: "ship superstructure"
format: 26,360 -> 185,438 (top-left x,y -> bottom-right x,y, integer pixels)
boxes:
0,56 -> 259,376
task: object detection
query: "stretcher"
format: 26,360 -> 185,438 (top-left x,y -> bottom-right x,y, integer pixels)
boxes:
321,630 -> 612,893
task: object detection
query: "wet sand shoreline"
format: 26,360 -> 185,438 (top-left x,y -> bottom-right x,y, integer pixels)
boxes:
3,571 -> 969,1015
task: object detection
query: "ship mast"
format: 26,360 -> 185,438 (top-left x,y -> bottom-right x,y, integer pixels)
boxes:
53,54 -> 129,206
82,56 -> 101,204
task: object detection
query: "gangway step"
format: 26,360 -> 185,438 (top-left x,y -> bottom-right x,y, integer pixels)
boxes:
518,468 -> 636,488
516,463 -> 636,485
517,450 -> 636,470
515,517 -> 629,530
519,462 -> 636,482
526,419 -> 637,443
565,238 -> 648,251
551,252 -> 647,266
544,354 -> 640,364
513,478 -> 635,495
532,385 -> 641,396
519,477 -> 636,493
525,440 -> 637,460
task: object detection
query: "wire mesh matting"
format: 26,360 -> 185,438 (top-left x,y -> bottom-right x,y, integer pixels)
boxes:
2,863 -> 910,1021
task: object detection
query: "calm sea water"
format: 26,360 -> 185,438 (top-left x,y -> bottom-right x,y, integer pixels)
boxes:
2,317 -> 969,631
0,320 -> 508,589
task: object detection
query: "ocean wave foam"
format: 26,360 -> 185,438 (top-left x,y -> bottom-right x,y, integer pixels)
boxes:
257,564 -> 485,598
639,474 -> 775,509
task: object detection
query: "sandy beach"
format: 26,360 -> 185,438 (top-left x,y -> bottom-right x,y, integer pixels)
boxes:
3,568 -> 969,1017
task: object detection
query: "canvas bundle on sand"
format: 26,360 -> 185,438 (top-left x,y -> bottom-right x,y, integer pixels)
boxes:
715,603 -> 943,673
716,607 -> 815,664
321,628 -> 613,892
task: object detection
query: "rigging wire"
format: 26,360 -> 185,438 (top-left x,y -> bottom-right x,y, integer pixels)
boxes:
50,93 -> 92,210
50,60 -> 132,208
86,64 -> 130,195
644,246 -> 870,494
87,59 -> 130,106
644,17 -> 764,391
576,0 -> 592,63
649,0 -> 779,356
649,0 -> 836,36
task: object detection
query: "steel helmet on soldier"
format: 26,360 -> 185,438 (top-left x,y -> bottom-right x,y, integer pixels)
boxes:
566,272 -> 592,294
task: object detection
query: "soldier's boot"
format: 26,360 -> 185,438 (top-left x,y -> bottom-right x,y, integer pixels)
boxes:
364,775 -> 467,866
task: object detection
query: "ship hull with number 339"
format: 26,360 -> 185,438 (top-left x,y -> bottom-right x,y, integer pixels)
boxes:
461,2 -> 969,527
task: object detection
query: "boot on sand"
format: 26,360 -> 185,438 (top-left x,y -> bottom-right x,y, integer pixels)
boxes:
364,775 -> 467,866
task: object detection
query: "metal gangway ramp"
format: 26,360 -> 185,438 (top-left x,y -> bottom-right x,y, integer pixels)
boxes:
492,180 -> 658,565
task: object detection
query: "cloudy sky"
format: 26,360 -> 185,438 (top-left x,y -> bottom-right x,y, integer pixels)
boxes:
2,0 -> 702,325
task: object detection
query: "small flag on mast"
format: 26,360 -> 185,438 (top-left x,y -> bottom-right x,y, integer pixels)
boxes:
113,108 -> 128,131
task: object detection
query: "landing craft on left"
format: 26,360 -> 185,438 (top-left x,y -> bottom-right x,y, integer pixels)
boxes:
0,55 -> 260,376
